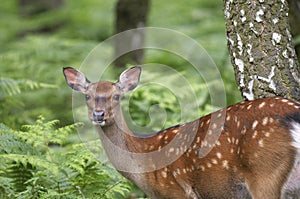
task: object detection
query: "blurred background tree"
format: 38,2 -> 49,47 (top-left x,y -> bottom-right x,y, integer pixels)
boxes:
114,0 -> 150,68
18,0 -> 64,35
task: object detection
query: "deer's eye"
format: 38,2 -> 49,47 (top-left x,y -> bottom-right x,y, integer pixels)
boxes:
113,94 -> 120,101
85,94 -> 91,101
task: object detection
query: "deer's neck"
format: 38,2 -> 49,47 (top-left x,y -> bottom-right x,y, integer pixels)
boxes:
96,106 -> 146,181
97,105 -> 136,152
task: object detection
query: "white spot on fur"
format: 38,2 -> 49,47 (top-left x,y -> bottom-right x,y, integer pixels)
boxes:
232,137 -> 235,144
212,123 -> 217,129
264,132 -> 270,137
227,137 -> 232,143
199,165 -> 205,171
252,130 -> 258,139
252,120 -> 259,129
235,139 -> 239,145
258,139 -> 264,147
211,159 -> 218,164
226,115 -> 231,121
262,117 -> 268,125
259,102 -> 266,108
161,171 -> 167,178
222,160 -> 229,170
247,104 -> 252,110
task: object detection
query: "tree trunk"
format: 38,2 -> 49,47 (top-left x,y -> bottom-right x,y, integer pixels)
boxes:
19,0 -> 64,35
19,0 -> 64,17
114,0 -> 150,68
224,0 -> 300,102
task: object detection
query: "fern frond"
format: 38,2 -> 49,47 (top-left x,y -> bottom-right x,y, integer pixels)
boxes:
0,133 -> 39,155
98,180 -> 131,199
0,77 -> 57,98
63,142 -> 132,198
19,116 -> 80,148
0,77 -> 20,97
0,123 -> 11,132
0,154 -> 60,177
0,123 -> 39,155
0,119 -> 134,198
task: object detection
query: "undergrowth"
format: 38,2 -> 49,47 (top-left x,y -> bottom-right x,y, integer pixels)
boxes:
0,117 -> 133,199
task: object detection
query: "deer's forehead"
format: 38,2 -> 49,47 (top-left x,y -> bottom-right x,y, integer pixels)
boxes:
89,81 -> 117,95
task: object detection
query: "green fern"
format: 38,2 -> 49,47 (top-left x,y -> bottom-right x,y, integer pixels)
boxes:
0,119 -> 135,198
64,142 -> 132,198
19,116 -> 81,150
0,77 -> 57,128
0,77 -> 56,98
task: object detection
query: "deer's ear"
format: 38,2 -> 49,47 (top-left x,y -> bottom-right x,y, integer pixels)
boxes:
117,66 -> 141,94
63,67 -> 90,93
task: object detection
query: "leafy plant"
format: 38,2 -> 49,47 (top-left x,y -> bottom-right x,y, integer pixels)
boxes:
0,77 -> 57,128
0,118 -> 134,199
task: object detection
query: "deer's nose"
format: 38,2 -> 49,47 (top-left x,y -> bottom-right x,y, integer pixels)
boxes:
93,110 -> 105,122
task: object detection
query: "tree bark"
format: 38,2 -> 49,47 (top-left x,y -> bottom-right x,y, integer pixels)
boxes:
224,0 -> 300,101
114,0 -> 150,68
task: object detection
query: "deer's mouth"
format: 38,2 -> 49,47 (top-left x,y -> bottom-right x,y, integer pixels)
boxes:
92,119 -> 106,126
91,110 -> 106,126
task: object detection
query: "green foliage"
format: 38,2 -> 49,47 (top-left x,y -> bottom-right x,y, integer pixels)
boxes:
295,35 -> 300,46
0,77 -> 57,128
0,34 -> 97,128
0,118 -> 133,199
127,83 -> 181,132
0,77 -> 55,97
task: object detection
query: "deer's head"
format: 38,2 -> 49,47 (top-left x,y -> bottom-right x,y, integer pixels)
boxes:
63,67 -> 141,126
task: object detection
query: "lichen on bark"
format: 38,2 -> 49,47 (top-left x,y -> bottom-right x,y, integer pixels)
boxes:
224,0 -> 300,101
